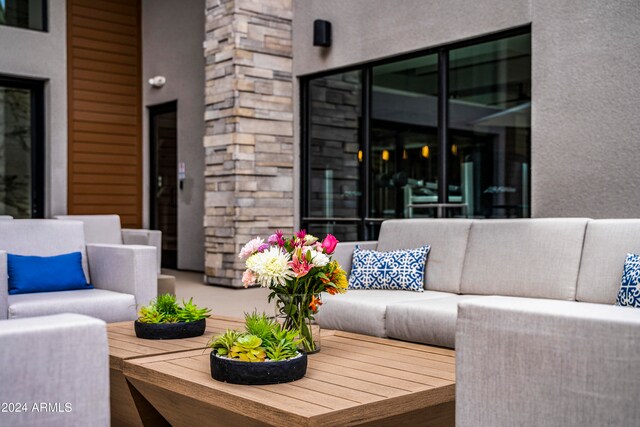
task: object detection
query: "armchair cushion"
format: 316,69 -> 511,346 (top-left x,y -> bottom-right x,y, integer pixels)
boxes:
8,252 -> 92,295
8,289 -> 136,322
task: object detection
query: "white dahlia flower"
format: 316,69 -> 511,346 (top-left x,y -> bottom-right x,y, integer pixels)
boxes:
245,246 -> 294,287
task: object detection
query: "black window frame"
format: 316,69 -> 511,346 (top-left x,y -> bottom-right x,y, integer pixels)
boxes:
0,0 -> 48,32
0,74 -> 45,218
300,25 -> 531,240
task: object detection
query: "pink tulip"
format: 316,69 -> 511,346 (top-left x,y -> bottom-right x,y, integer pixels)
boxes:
321,234 -> 339,254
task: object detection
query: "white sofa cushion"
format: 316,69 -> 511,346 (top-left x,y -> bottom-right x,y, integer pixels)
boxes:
315,289 -> 454,337
0,220 -> 90,282
576,219 -> 640,304
55,214 -> 123,245
460,218 -> 589,300
8,289 -> 136,323
386,295 -> 484,348
376,219 -> 473,293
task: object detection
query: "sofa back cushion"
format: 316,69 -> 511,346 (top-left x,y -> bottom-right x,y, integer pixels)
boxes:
576,219 -> 640,304
0,220 -> 90,282
460,218 -> 589,300
377,219 -> 473,293
55,214 -> 123,245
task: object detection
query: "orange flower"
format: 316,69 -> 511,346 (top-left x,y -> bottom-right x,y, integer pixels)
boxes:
309,295 -> 323,312
326,287 -> 338,295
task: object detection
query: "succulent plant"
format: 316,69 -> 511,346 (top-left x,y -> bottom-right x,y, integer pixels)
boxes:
244,311 -> 278,345
177,298 -> 211,322
265,324 -> 302,361
209,329 -> 243,356
138,294 -> 211,324
229,334 -> 267,362
137,305 -> 165,324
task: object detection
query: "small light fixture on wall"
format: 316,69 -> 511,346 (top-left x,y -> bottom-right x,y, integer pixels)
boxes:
421,145 -> 430,158
148,76 -> 166,88
382,149 -> 390,161
313,20 -> 332,47
357,150 -> 363,162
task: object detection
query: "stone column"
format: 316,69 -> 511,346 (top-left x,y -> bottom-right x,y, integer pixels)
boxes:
204,0 -> 294,287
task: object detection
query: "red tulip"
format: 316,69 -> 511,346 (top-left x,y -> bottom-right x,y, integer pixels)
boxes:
321,234 -> 339,254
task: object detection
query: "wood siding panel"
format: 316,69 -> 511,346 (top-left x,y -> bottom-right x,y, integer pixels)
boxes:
67,0 -> 142,227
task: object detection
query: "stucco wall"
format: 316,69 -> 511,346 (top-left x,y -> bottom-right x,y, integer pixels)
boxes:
0,1 -> 67,217
293,0 -> 640,219
142,0 -> 205,271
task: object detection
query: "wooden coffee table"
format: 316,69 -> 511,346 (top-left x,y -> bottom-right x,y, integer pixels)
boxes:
108,316 -> 245,426
109,317 -> 455,426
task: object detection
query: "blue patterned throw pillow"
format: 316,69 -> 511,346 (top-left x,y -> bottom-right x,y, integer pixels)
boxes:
348,245 -> 430,292
616,253 -> 640,307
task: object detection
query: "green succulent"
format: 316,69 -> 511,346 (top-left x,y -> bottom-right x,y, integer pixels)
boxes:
137,294 -> 211,324
244,311 -> 278,345
137,305 -> 165,324
209,329 -> 243,356
264,324 -> 303,361
177,298 -> 211,322
155,294 -> 179,315
229,334 -> 266,362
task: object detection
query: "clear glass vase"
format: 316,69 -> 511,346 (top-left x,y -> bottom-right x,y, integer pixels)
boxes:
274,293 -> 321,354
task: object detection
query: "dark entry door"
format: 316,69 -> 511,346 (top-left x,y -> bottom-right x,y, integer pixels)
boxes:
149,102 -> 177,269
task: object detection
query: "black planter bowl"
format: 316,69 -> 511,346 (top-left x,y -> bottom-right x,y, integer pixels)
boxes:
210,351 -> 307,385
134,318 -> 206,340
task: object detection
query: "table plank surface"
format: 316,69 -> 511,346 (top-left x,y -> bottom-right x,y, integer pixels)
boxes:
122,329 -> 456,426
107,316 -> 245,370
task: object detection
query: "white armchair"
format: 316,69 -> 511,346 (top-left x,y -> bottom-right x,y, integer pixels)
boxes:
0,219 -> 157,322
0,313 -> 109,427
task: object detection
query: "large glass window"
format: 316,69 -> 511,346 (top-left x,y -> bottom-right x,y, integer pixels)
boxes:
371,54 -> 439,220
0,0 -> 46,31
304,70 -> 362,242
0,77 -> 44,218
449,33 -> 531,218
302,28 -> 531,241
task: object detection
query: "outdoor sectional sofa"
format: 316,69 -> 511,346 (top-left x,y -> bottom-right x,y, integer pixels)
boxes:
319,218 -> 640,348
319,218 -> 640,425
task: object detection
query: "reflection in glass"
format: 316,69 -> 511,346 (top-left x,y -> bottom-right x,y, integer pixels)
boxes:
306,222 -> 359,243
371,54 -> 439,219
307,70 -> 362,240
0,86 -> 32,218
0,0 -> 45,31
449,33 -> 531,218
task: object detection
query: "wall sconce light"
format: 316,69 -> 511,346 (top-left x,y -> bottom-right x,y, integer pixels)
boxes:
451,144 -> 458,156
357,150 -> 363,162
421,145 -> 430,158
313,20 -> 332,47
382,149 -> 390,161
148,75 -> 166,88
402,149 -> 408,160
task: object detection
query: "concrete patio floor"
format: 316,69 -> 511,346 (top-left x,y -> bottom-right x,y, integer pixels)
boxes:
165,269 -> 275,319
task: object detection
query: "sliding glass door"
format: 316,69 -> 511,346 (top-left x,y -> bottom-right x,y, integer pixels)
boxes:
0,76 -> 44,218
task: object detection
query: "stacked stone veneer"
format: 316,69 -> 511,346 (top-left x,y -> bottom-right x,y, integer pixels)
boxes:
204,0 -> 294,287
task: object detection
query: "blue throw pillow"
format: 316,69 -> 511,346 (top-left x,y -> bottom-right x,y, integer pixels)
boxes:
348,245 -> 430,292
616,253 -> 640,308
8,252 -> 92,295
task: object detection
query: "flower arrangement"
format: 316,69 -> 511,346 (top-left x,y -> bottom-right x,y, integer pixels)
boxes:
239,230 -> 347,353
